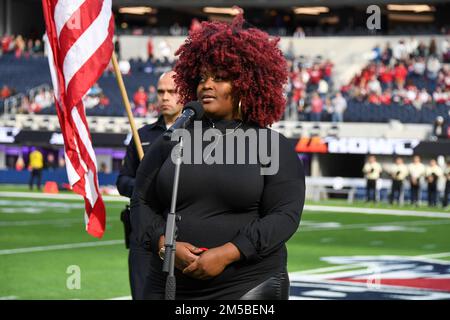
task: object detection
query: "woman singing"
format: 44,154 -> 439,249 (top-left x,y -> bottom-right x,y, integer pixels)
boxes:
131,11 -> 305,300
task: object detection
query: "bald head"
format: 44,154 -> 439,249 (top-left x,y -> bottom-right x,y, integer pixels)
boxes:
157,71 -> 183,121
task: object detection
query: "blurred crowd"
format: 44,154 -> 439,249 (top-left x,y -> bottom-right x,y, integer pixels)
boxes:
343,38 -> 450,109
1,34 -> 44,58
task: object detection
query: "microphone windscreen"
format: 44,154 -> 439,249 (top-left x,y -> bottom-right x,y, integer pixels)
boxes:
184,101 -> 204,120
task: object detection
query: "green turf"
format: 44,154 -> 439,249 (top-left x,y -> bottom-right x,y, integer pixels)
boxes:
1,193 -> 449,299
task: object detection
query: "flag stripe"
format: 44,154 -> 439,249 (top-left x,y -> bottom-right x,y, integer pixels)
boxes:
57,0 -> 104,69
62,0 -> 112,90
54,0 -> 86,38
64,17 -> 114,109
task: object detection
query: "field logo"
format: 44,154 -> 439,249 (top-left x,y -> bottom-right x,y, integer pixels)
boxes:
290,255 -> 450,300
66,265 -> 81,290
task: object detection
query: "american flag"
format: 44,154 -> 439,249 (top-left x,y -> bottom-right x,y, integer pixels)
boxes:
42,0 -> 114,238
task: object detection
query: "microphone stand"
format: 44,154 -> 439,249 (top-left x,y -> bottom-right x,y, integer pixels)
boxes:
163,135 -> 183,300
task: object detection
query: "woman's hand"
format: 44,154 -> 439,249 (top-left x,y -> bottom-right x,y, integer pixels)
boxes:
158,236 -> 204,271
182,242 -> 241,280
174,242 -> 204,270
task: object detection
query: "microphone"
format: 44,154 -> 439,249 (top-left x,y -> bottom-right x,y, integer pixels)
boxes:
163,101 -> 204,140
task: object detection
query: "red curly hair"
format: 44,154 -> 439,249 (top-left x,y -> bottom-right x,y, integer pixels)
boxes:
173,12 -> 288,127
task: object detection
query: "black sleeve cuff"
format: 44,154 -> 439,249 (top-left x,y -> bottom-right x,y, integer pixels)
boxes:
231,233 -> 259,262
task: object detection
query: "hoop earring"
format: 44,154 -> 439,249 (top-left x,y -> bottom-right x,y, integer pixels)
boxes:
238,100 -> 243,119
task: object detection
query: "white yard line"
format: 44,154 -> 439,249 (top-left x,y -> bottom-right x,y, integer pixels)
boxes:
298,219 -> 450,232
0,192 -> 128,202
0,296 -> 18,300
304,205 -> 450,218
108,296 -> 132,300
0,240 -> 124,255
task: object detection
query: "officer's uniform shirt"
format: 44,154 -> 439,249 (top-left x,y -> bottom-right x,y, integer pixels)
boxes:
116,116 -> 166,198
408,162 -> 425,182
445,166 -> 450,181
363,162 -> 382,180
390,163 -> 409,181
425,165 -> 443,183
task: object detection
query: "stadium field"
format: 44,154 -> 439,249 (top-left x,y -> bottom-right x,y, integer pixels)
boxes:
0,190 -> 449,299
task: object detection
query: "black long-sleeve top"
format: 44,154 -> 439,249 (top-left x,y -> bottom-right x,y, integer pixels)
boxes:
131,118 -> 305,299
116,116 -> 166,198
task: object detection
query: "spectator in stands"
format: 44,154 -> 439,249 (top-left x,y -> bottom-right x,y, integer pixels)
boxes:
443,160 -> 450,208
381,42 -> 393,65
408,155 -> 426,206
380,88 -> 392,105
427,55 -> 441,80
147,37 -> 154,60
293,27 -> 305,38
389,157 -> 409,205
14,35 -> 25,58
393,39 -> 408,61
331,92 -> 347,122
28,148 -> 44,191
433,87 -> 448,104
426,159 -> 443,207
169,22 -> 183,36
415,88 -> 431,109
98,93 -> 110,109
442,38 -> 450,62
412,57 -> 426,76
362,155 -> 382,202
147,85 -> 157,107
429,38 -> 437,57
367,75 -> 382,95
133,86 -> 148,110
317,78 -> 328,98
0,85 -> 11,99
159,40 -> 172,62
33,39 -> 43,55
379,63 -> 394,90
310,92 -> 323,122
1,34 -> 14,54
394,62 -> 408,88
308,64 -> 322,91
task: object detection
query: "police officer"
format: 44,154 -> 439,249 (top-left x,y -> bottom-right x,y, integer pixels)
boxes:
389,156 -> 408,205
116,71 -> 183,300
408,155 -> 425,206
362,155 -> 382,202
425,159 -> 443,207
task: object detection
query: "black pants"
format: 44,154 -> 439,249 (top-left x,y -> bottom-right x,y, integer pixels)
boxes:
428,182 -> 438,207
389,180 -> 403,204
128,239 -> 152,300
121,206 -> 152,300
29,169 -> 42,190
444,181 -> 450,207
410,182 -> 421,205
366,179 -> 377,202
239,269 -> 290,300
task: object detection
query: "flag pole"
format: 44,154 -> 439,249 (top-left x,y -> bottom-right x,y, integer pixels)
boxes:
111,52 -> 144,160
